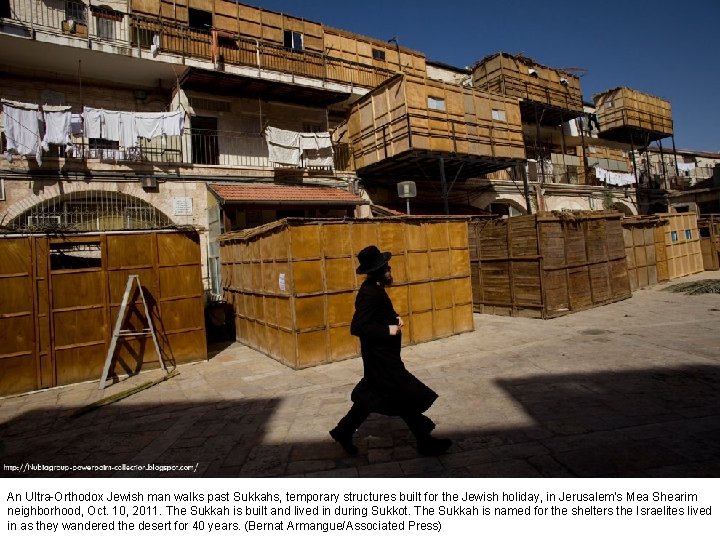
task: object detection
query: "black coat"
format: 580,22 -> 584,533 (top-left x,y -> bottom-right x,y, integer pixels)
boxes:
349,279 -> 437,416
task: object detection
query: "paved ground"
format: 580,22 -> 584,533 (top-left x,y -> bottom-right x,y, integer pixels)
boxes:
1,271 -> 719,478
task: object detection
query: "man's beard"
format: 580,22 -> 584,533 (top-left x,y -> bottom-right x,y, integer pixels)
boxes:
378,273 -> 393,286
370,269 -> 393,287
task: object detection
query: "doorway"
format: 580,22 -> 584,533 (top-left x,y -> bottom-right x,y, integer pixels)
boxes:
192,116 -> 219,165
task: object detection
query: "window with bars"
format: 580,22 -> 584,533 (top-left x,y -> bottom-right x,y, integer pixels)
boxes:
65,0 -> 87,24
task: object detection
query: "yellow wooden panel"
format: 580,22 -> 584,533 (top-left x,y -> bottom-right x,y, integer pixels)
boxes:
159,265 -> 202,299
290,224 -> 321,260
157,231 -> 200,266
294,295 -> 325,330
327,292 -> 355,325
296,330 -> 327,367
409,282 -> 432,312
293,260 -> 323,294
53,307 -> 107,348
51,270 -> 105,309
325,258 -> 355,291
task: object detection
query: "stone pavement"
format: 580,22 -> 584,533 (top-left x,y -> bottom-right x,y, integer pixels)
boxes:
1,271 -> 719,478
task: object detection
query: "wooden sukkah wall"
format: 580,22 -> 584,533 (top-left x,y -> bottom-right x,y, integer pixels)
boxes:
219,217 -> 474,369
471,52 -> 583,112
0,230 -> 207,397
621,215 -> 668,291
656,213 -> 704,279
469,211 -> 631,318
593,87 -> 673,137
130,0 -> 425,87
347,74 -> 525,170
698,216 -> 720,271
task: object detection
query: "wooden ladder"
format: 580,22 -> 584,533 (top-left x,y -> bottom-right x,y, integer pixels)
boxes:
99,274 -> 166,389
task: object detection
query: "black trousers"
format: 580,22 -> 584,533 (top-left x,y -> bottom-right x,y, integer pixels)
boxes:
335,403 -> 435,440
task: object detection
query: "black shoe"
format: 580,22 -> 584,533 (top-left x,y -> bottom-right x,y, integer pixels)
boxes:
417,436 -> 452,456
330,428 -> 358,455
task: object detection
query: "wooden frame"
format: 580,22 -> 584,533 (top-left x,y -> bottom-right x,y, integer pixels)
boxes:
470,211 -> 631,318
219,217 -> 474,368
0,230 -> 207,397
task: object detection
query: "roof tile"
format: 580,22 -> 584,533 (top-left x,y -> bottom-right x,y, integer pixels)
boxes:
209,183 -> 364,205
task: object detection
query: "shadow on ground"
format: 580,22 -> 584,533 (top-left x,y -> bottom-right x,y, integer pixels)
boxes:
1,365 -> 719,478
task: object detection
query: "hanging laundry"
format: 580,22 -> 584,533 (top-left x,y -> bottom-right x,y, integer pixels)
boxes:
299,132 -> 332,151
119,111 -> 136,148
101,110 -> 121,142
2,99 -> 43,163
265,126 -> 301,166
677,162 -> 696,172
135,111 -> 183,139
41,105 -> 73,151
299,131 -> 334,168
134,112 -> 165,139
83,107 -> 103,139
161,111 -> 184,136
595,166 -> 635,186
303,148 -> 334,168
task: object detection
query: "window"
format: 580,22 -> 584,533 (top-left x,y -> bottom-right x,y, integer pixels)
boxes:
372,48 -> 386,61
91,6 -> 122,40
428,96 -> 445,111
1,0 -> 11,18
188,8 -> 212,31
28,215 -> 61,227
284,30 -> 304,51
94,15 -> 115,40
671,230 -> 678,242
491,109 -> 506,122
0,178 -> 5,201
685,229 -> 692,240
65,0 -> 87,24
50,242 -> 102,270
302,123 -> 322,133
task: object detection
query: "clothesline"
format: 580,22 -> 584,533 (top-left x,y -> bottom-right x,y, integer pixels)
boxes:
595,166 -> 635,187
1,99 -> 184,164
264,126 -> 334,168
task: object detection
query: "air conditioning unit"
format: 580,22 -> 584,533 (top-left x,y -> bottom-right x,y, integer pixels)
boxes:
141,177 -> 158,189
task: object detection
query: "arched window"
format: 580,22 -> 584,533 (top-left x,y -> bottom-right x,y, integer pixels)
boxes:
9,191 -> 172,232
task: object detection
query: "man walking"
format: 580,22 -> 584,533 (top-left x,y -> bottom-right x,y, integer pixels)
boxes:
330,245 -> 452,456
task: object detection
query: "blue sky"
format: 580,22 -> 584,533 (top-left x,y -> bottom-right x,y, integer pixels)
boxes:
249,0 -> 719,152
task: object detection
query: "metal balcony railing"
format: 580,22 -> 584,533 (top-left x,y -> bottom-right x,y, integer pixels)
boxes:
1,2 -> 396,89
0,128 -> 354,172
3,0 -> 133,46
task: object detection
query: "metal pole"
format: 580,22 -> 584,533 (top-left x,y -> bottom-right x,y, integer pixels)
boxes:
579,114 -> 589,184
671,134 -> 680,177
439,157 -> 449,215
522,164 -> 533,214
658,139 -> 668,189
630,132 -> 641,214
406,198 -> 411,215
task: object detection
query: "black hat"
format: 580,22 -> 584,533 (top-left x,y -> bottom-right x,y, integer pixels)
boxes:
355,245 -> 391,274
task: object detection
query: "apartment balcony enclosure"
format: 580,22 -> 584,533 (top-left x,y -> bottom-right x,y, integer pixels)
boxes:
348,74 -> 526,182
0,127 -> 353,172
1,0 -> 397,90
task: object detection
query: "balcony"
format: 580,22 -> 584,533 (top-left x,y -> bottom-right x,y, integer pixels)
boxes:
1,1 -> 396,90
348,75 -> 526,182
0,128 -> 354,173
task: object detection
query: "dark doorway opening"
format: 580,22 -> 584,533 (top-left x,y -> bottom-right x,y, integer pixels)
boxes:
191,116 -> 219,165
